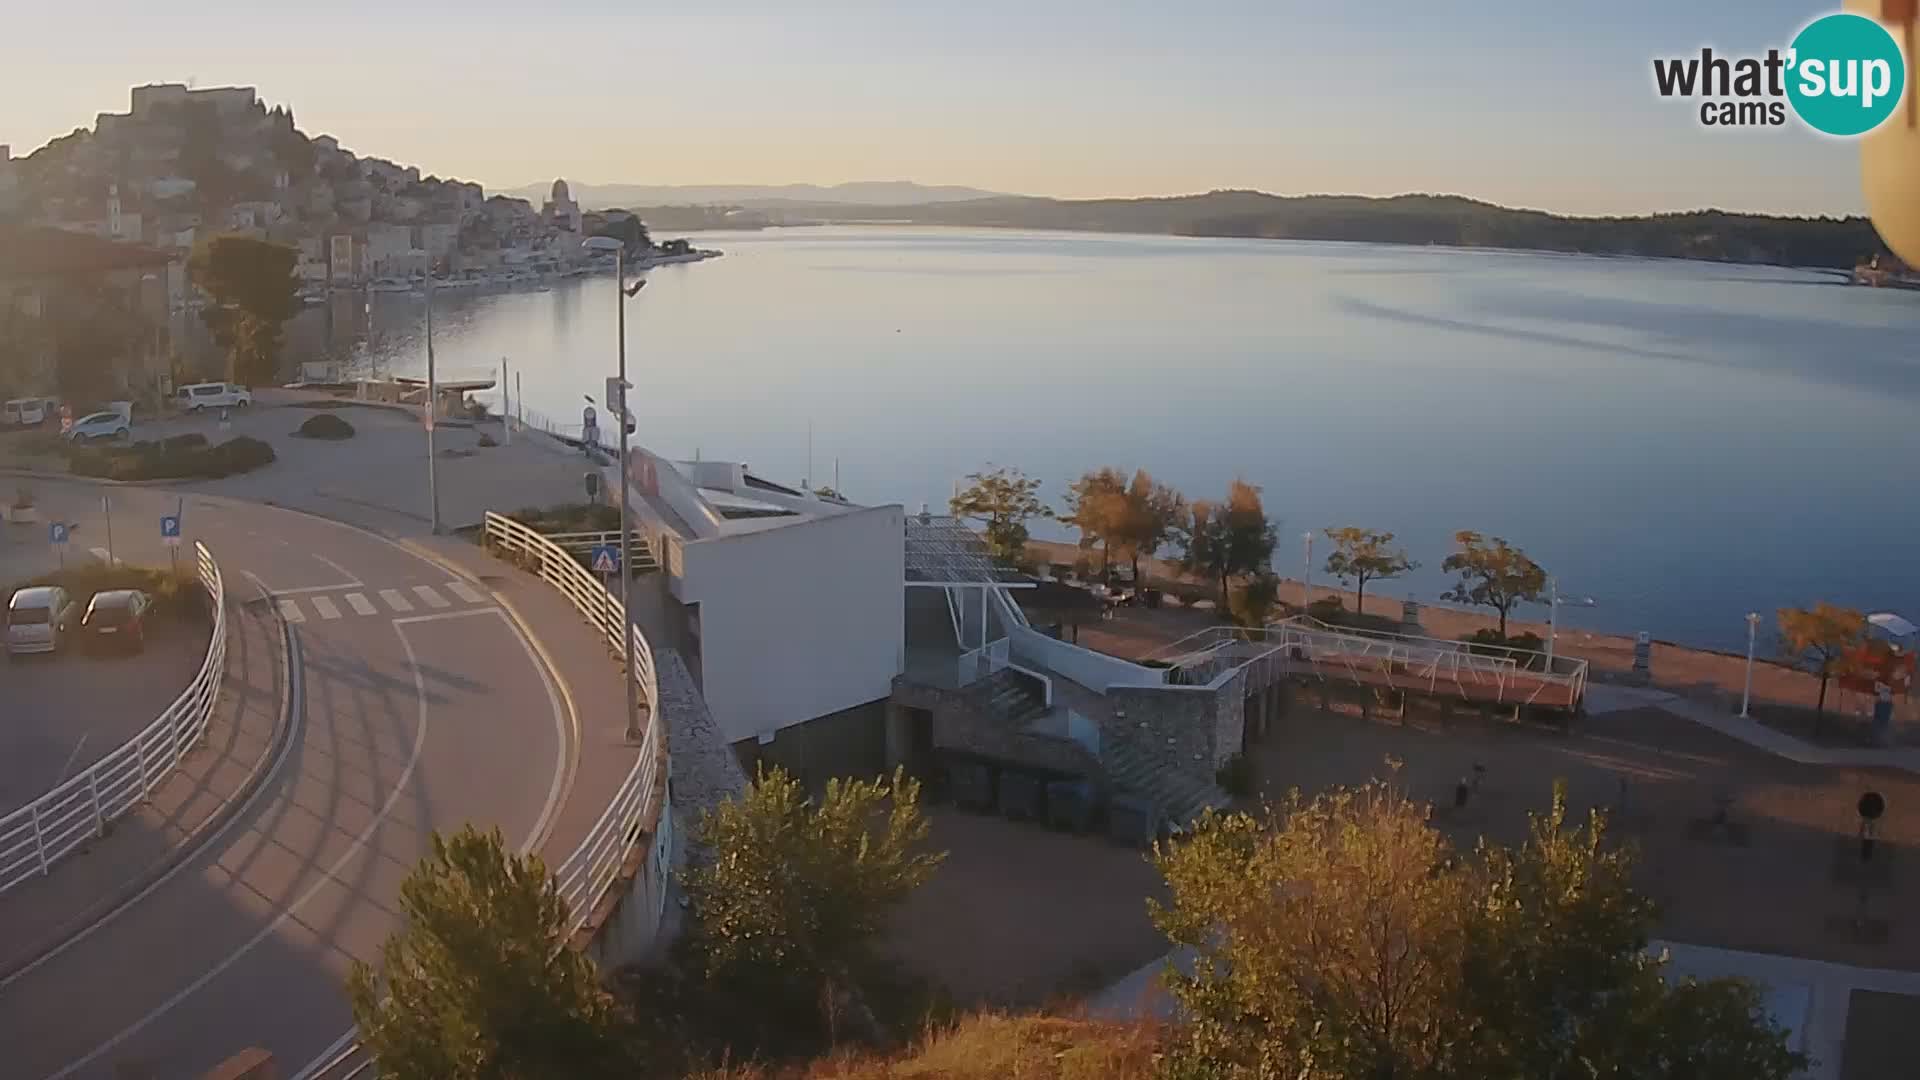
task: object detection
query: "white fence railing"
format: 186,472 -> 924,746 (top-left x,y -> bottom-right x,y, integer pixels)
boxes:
0,542 -> 226,896
305,517 -> 677,1080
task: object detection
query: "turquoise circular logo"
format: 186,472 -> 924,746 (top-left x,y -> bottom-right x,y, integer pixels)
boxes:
1787,13 -> 1906,136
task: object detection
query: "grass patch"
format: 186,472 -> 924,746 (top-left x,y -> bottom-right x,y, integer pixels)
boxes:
69,436 -> 275,481
9,562 -> 203,619
509,501 -> 621,533
692,1013 -> 1167,1080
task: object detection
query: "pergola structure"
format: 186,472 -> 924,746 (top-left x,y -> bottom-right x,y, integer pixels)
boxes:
904,512 -> 1032,659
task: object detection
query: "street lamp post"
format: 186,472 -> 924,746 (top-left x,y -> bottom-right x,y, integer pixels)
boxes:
1302,531 -> 1314,610
1740,612 -> 1761,718
422,279 -> 441,533
583,237 -> 645,741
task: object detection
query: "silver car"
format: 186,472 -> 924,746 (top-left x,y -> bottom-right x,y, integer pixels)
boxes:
6,586 -> 78,655
65,410 -> 131,443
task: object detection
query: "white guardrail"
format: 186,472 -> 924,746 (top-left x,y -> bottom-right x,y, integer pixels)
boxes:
0,542 -> 226,896
481,511 -> 666,932
310,517 -> 675,1079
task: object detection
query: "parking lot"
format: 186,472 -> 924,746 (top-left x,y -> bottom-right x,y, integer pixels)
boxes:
0,609 -> 211,817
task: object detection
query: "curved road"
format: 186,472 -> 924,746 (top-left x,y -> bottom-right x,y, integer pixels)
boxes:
0,481 -> 572,1079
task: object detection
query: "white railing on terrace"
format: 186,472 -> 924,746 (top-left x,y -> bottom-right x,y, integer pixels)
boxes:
1145,618 -> 1590,706
0,542 -> 226,896
955,636 -> 1011,687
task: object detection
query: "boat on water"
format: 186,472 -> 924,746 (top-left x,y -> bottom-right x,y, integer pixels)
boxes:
1851,255 -> 1920,290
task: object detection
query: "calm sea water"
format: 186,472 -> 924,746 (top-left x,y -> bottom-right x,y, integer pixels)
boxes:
315,227 -> 1920,651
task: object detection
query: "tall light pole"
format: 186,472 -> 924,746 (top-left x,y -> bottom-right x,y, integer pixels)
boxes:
421,280 -> 441,533
1301,531 -> 1314,610
1545,579 -> 1597,669
583,236 -> 645,741
1740,611 -> 1761,718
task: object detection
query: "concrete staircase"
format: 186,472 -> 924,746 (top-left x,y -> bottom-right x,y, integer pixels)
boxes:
971,669 -> 1049,724
1102,739 -> 1232,832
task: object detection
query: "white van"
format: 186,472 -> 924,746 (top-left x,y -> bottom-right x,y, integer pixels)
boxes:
6,586 -> 78,656
3,397 -> 53,427
176,382 -> 253,411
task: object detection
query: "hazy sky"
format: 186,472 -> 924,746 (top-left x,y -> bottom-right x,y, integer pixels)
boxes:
1,1 -> 1867,215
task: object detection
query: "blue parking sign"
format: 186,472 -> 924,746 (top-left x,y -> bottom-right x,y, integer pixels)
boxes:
49,522 -> 68,546
160,514 -> 181,547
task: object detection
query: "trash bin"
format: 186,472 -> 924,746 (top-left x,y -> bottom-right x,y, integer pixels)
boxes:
1046,779 -> 1095,833
999,770 -> 1044,821
1108,793 -> 1158,848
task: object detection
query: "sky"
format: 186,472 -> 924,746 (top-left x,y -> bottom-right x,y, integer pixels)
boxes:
0,1 -> 1870,216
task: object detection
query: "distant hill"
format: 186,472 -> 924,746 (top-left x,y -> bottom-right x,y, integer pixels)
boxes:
773,191 -> 1885,269
506,180 -> 1008,209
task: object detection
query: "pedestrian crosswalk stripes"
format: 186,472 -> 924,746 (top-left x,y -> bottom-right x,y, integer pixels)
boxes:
412,584 -> 451,609
267,583 -> 491,624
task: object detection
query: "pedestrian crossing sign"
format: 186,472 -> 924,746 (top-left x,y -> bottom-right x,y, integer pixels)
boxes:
590,544 -> 620,574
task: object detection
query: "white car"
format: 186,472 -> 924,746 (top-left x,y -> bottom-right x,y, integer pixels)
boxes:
65,410 -> 131,443
6,586 -> 78,656
176,382 -> 253,411
3,397 -> 55,427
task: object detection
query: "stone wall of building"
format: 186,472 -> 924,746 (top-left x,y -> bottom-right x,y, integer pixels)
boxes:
1104,667 -> 1247,788
891,678 -> 1100,780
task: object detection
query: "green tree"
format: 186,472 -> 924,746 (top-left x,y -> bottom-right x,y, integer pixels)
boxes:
187,233 -> 300,385
592,210 -> 652,253
1441,530 -> 1546,637
1060,466 -> 1129,574
43,280 -> 144,404
1776,602 -> 1868,721
1120,469 -> 1186,587
1178,480 -> 1276,607
1227,571 -> 1282,631
1323,526 -> 1419,617
682,765 -> 943,1039
346,825 -> 638,1080
951,464 -> 1051,566
1151,780 -> 1806,1080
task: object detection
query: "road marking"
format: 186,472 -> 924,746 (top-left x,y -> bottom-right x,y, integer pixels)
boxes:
379,588 -> 413,612
55,733 -> 91,786
276,598 -> 305,623
46,620 -> 427,1080
412,584 -> 450,609
344,592 -> 377,616
446,580 -> 485,605
262,583 -> 365,596
295,606 -> 571,1080
310,595 -> 341,620
309,552 -> 362,586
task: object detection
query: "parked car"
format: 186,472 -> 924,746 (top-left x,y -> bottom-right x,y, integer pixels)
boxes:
3,397 -> 57,428
65,410 -> 132,443
80,589 -> 152,654
176,382 -> 252,411
6,586 -> 78,656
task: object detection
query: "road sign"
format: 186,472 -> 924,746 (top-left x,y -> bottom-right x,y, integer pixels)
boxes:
161,514 -> 182,548
589,544 -> 620,574
49,522 -> 68,546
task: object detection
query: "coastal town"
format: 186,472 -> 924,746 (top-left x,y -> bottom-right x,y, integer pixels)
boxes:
3,36 -> 1920,1080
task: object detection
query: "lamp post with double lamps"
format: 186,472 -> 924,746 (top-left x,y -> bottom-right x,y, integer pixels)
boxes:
582,236 -> 647,741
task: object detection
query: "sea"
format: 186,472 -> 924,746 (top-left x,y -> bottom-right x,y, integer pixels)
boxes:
295,226 -> 1920,652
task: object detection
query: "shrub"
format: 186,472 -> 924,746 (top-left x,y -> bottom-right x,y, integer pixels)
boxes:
69,435 -> 275,481
510,502 -> 622,534
1462,628 -> 1550,670
14,563 -> 201,618
161,433 -> 208,453
477,432 -> 498,448
295,412 -> 355,440
1307,596 -> 1346,622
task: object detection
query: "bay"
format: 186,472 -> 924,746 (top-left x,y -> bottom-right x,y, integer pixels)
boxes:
319,226 -> 1920,652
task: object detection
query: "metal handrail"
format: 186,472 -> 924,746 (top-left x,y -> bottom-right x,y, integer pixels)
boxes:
481,511 -> 668,931
307,517 -> 676,1080
0,542 -> 226,896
